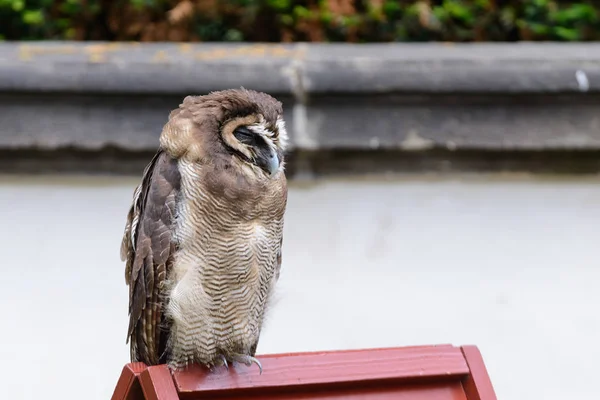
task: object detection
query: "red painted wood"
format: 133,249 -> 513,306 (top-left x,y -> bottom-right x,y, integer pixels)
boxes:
193,381 -> 470,399
111,362 -> 148,400
174,345 -> 470,396
460,346 -> 498,400
110,345 -> 497,400
139,365 -> 179,400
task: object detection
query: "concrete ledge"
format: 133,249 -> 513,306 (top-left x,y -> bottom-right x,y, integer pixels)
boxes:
2,42 -> 600,94
2,93 -> 600,153
2,42 -> 600,174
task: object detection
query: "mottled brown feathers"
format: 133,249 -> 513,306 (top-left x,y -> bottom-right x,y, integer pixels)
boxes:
121,88 -> 288,370
121,150 -> 181,365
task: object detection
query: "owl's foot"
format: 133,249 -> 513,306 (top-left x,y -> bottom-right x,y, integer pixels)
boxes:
230,354 -> 263,374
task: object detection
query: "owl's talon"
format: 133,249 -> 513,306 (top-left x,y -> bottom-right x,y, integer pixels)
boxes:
219,354 -> 229,370
231,354 -> 263,374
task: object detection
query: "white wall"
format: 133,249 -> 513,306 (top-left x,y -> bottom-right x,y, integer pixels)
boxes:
1,174 -> 599,399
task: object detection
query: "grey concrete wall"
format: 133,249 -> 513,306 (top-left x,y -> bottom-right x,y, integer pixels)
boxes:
2,42 -> 600,94
2,42 -> 600,175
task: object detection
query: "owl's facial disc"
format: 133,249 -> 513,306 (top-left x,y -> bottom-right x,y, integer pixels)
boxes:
233,126 -> 280,176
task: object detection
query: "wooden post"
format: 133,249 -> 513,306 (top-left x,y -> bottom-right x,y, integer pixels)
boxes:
111,344 -> 497,399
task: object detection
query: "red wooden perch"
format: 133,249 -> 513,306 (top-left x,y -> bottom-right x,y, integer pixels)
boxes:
111,344 -> 497,399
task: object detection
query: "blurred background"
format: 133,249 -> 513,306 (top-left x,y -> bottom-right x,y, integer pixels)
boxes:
1,1 -> 600,399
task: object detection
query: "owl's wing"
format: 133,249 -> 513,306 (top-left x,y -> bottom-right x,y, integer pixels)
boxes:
121,150 -> 181,365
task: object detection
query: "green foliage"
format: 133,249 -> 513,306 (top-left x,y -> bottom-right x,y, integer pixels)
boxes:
1,0 -> 600,42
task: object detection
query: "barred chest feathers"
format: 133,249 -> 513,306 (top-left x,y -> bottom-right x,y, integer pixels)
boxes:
165,159 -> 286,369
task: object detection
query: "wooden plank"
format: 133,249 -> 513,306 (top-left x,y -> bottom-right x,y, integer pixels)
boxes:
174,345 -> 470,396
460,346 -> 498,400
140,365 -> 179,400
194,381 -> 469,399
111,362 -> 148,400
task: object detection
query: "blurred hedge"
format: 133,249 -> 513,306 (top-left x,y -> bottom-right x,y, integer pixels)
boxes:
1,0 -> 599,42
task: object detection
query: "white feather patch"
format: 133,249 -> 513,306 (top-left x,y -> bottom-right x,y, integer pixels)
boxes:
247,117 -> 289,153
276,117 -> 289,151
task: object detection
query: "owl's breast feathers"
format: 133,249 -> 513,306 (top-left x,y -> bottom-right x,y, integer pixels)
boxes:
121,150 -> 287,367
165,158 -> 286,368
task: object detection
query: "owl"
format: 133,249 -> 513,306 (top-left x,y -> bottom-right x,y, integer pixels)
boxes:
120,88 -> 288,373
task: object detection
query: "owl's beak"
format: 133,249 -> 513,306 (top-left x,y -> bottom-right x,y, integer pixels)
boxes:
266,151 -> 280,176
256,147 -> 280,176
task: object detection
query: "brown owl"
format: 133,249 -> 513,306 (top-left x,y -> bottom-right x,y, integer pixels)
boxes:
120,88 -> 288,373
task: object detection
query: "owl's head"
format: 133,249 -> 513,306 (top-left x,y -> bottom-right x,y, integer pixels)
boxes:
160,88 -> 288,178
